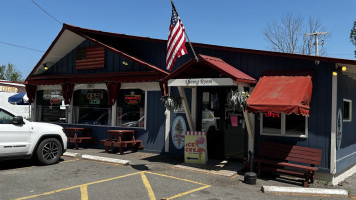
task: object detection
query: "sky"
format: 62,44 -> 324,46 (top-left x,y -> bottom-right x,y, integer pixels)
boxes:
0,0 -> 355,79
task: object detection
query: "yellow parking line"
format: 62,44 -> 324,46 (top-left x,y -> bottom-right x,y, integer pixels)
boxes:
61,159 -> 79,163
140,172 -> 156,200
80,185 -> 88,200
15,172 -> 141,200
166,185 -> 211,200
145,171 -> 209,186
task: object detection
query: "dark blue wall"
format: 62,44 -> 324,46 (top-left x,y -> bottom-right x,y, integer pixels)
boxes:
336,74 -> 356,173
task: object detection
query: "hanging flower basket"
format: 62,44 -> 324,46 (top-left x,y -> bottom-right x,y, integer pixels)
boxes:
160,93 -> 182,111
226,89 -> 250,112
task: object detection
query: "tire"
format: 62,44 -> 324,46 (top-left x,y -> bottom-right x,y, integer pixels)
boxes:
36,138 -> 62,165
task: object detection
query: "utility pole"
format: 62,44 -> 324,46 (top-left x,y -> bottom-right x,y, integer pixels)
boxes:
304,32 -> 328,56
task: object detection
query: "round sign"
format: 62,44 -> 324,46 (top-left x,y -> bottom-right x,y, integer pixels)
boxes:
171,116 -> 187,149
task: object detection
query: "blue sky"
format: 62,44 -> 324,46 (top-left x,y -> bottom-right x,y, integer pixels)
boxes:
1,0 -> 355,78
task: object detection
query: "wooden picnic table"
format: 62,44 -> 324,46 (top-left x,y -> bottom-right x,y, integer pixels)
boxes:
101,130 -> 144,155
64,127 -> 97,150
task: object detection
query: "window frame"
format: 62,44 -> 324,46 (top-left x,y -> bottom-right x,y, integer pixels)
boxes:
343,99 -> 352,122
260,112 -> 308,138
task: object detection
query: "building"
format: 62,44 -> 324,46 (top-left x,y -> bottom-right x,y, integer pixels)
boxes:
25,24 -> 356,184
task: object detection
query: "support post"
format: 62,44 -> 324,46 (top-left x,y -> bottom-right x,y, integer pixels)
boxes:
178,86 -> 194,131
165,86 -> 171,152
330,73 -> 337,175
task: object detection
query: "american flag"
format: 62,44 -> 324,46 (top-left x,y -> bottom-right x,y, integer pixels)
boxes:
166,4 -> 188,71
76,46 -> 105,70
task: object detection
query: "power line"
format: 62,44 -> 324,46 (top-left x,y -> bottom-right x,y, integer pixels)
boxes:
0,41 -> 44,52
31,0 -> 62,25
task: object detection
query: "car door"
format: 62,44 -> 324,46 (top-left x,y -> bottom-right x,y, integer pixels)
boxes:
0,108 -> 31,156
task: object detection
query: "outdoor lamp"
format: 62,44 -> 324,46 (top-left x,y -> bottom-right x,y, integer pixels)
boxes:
44,64 -> 48,70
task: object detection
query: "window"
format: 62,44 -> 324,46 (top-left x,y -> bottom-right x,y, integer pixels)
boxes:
343,99 -> 352,122
260,112 -> 308,137
36,90 -> 66,122
0,109 -> 14,124
73,89 -> 112,125
116,89 -> 145,128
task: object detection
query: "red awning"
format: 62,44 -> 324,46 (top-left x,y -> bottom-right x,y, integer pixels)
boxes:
247,70 -> 313,116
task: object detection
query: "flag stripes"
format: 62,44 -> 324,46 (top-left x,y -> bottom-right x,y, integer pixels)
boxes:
76,46 -> 105,70
166,4 -> 187,71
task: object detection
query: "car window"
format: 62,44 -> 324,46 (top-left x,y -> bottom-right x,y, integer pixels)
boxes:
0,109 -> 14,124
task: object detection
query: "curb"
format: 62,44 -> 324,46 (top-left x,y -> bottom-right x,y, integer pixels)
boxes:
81,154 -> 131,165
262,186 -> 348,196
63,152 -> 131,165
173,164 -> 237,177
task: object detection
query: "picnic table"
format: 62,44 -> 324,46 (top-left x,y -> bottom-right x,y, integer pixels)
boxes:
101,130 -> 144,155
64,127 -> 97,150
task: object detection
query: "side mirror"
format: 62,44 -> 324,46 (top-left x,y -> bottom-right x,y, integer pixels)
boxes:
13,116 -> 24,125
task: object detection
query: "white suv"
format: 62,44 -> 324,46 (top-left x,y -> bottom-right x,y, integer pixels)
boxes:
0,106 -> 67,165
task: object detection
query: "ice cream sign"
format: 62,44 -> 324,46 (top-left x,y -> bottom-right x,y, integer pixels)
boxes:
184,131 -> 207,164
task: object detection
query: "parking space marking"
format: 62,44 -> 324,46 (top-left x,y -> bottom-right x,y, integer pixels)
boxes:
60,158 -> 79,163
15,171 -> 211,200
80,185 -> 88,200
140,172 -> 156,200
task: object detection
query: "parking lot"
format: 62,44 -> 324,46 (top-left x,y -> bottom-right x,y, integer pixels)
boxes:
0,155 -> 351,200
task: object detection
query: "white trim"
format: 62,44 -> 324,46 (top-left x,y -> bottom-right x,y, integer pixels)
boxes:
330,74 -> 337,174
337,151 -> 356,162
111,101 -> 117,126
343,99 -> 352,122
74,83 -> 106,91
121,82 -> 160,91
191,87 -> 197,131
260,113 -> 308,138
144,89 -> 147,130
168,78 -> 238,87
37,84 -> 62,90
331,163 -> 356,185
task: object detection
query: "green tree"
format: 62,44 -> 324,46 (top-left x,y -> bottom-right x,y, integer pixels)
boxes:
351,21 -> 356,58
0,63 -> 23,82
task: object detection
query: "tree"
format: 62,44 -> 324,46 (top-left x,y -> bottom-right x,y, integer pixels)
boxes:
264,13 -> 328,55
351,21 -> 356,58
0,63 -> 23,82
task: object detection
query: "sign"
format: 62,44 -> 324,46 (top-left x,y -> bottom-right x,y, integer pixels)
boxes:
264,112 -> 280,118
337,108 -> 343,150
184,131 -> 207,164
50,99 -> 61,105
168,78 -> 237,87
171,116 -> 186,149
0,86 -> 18,93
89,99 -> 100,104
86,90 -> 103,100
125,95 -> 141,105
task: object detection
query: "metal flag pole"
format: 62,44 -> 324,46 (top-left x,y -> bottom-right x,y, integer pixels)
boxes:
170,0 -> 199,62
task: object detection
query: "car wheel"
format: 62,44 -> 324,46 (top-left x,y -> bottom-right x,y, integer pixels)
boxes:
36,138 -> 62,165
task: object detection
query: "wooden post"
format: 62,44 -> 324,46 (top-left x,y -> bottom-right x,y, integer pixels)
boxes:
178,86 -> 194,131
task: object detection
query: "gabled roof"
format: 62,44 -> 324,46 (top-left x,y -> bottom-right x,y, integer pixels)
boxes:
162,54 -> 256,84
26,23 -> 168,84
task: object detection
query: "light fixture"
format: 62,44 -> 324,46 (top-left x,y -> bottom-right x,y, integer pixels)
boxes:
341,66 -> 347,71
122,61 -> 128,66
332,71 -> 338,76
44,64 -> 48,70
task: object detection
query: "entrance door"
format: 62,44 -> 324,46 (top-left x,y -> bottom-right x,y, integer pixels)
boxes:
200,87 -> 246,160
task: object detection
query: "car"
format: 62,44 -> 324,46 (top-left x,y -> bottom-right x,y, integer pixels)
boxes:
0,106 -> 67,165
117,112 -> 144,127
201,109 -> 218,132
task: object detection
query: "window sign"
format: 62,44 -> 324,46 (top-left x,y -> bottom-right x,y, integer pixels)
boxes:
117,89 -> 145,128
125,95 -> 141,105
36,90 -> 65,123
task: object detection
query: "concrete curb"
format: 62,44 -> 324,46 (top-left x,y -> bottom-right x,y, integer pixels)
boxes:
173,164 -> 237,177
262,186 -> 349,196
81,154 -> 131,165
63,152 -> 81,158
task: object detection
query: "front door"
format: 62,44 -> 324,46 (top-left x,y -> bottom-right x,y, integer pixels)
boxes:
200,87 -> 246,160
0,108 -> 31,156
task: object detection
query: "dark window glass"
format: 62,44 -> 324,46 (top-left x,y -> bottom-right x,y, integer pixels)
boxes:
0,109 -> 14,124
262,112 -> 281,132
286,113 -> 305,133
36,90 -> 66,122
73,89 -> 111,125
116,89 -> 145,127
343,100 -> 351,120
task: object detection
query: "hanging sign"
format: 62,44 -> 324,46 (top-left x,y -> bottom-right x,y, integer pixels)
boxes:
50,99 -> 61,105
336,108 -> 343,150
125,95 -> 141,105
0,86 -> 18,93
171,116 -> 186,149
87,90 -> 103,100
184,131 -> 207,164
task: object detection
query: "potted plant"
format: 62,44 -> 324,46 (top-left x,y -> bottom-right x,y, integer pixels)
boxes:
226,89 -> 250,111
160,93 -> 182,111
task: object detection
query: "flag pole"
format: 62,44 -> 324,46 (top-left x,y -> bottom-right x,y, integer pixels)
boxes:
170,0 -> 199,62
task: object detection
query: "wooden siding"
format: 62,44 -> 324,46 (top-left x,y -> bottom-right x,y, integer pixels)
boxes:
336,74 -> 356,173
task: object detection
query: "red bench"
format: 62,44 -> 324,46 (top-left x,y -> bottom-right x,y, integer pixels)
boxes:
254,141 -> 322,187
64,127 -> 97,150
101,130 -> 144,155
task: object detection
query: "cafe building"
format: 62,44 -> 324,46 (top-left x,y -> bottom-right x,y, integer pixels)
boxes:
26,24 -> 356,184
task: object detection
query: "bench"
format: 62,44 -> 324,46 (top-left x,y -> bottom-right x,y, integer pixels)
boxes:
101,130 -> 144,155
254,141 -> 322,187
64,128 -> 97,150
